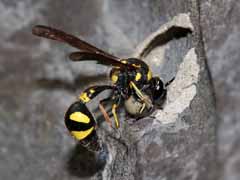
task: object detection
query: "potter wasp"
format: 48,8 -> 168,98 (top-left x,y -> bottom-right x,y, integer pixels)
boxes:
32,25 -> 173,152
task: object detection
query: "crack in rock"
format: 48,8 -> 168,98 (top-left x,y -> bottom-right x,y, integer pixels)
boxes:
134,13 -> 194,58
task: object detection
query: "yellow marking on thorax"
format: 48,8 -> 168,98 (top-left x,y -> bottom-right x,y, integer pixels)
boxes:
111,74 -> 118,83
132,64 -> 141,68
135,72 -> 142,81
89,89 -> 95,94
121,60 -> 127,64
113,66 -> 120,69
71,127 -> 94,140
79,92 -> 90,103
70,112 -> 90,123
147,70 -> 152,81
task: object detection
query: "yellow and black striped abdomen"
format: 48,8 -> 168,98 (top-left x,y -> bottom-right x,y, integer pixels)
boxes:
65,101 -> 96,140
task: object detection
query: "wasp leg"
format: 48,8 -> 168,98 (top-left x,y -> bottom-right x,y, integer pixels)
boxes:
99,93 -> 122,129
98,94 -> 121,129
111,94 -> 122,129
130,81 -> 153,109
139,103 -> 146,114
112,103 -> 120,128
99,96 -> 120,128
99,97 -> 113,128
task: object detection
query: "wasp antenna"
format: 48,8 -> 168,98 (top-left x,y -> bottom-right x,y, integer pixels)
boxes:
32,25 -> 44,36
165,77 -> 175,87
32,25 -> 50,37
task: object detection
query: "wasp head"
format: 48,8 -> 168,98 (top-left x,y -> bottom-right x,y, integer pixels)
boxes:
149,77 -> 167,108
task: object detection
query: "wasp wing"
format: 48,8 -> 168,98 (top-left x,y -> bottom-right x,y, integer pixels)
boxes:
69,51 -> 135,69
32,25 -> 117,60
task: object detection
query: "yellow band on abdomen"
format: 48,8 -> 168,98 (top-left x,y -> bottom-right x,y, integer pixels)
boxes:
70,112 -> 90,124
71,127 -> 94,140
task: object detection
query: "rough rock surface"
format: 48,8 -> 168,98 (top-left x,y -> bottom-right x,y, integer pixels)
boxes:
0,0 -> 236,180
201,1 -> 240,180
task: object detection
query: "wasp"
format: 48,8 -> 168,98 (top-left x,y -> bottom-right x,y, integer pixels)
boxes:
32,25 -> 173,152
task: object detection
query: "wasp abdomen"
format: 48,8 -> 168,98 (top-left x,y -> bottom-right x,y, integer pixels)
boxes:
65,101 -> 101,151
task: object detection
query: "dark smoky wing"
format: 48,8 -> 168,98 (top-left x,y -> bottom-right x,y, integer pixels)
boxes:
69,51 -> 134,69
32,25 -> 117,59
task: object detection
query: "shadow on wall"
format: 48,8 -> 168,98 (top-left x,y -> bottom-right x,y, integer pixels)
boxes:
66,142 -> 108,177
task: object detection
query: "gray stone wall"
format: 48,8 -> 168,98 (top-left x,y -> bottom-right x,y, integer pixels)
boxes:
0,0 -> 238,180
